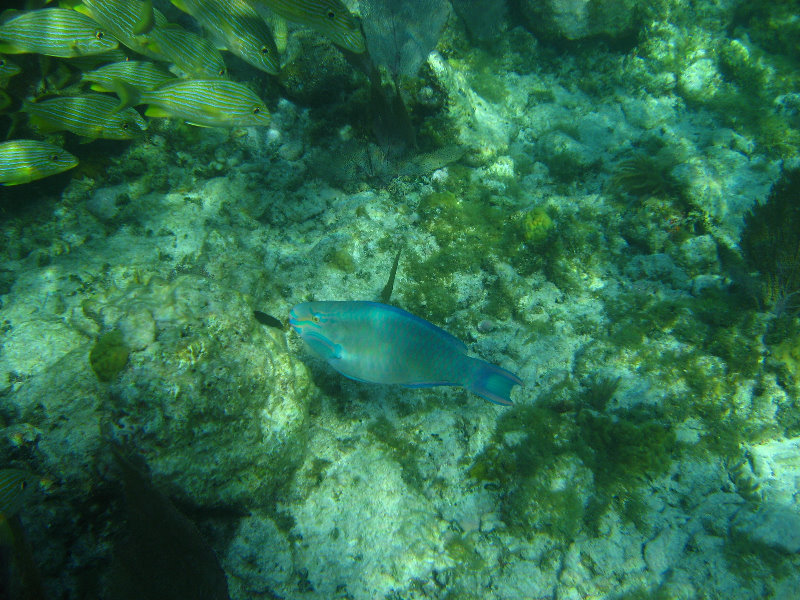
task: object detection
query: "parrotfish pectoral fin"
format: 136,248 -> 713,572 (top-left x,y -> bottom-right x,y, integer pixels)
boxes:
303,331 -> 342,360
466,358 -> 522,405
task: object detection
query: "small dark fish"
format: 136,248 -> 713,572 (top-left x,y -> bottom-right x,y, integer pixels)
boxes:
253,310 -> 283,329
379,247 -> 402,303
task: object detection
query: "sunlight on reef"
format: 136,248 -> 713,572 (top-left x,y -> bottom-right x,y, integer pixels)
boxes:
1,0 -> 799,598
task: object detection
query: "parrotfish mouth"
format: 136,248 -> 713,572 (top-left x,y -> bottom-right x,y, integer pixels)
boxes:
288,308 -> 299,332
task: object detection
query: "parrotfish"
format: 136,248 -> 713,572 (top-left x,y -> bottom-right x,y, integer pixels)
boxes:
290,301 -> 522,405
0,140 -> 78,185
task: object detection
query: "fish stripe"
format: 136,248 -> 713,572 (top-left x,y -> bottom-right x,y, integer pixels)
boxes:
134,79 -> 269,126
81,0 -> 226,76
0,9 -> 118,57
24,95 -> 146,139
150,25 -> 227,77
175,0 -> 278,74
83,60 -> 174,91
257,0 -> 364,52
0,470 -> 25,514
0,141 -> 78,185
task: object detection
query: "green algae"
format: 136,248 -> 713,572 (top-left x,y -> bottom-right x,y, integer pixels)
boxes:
724,527 -> 794,586
469,399 -> 676,540
325,245 -> 357,273
520,207 -> 553,245
741,168 -> 800,315
444,534 -> 486,571
89,330 -> 129,382
611,151 -> 685,202
367,415 -> 425,492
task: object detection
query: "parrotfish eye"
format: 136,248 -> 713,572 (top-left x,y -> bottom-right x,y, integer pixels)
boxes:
0,59 -> 4,66
252,106 -> 261,115
95,30 -> 104,40
122,122 -> 129,130
312,315 -> 321,324
260,45 -> 269,55
50,154 -> 59,161
327,10 -> 336,20
218,68 -> 226,76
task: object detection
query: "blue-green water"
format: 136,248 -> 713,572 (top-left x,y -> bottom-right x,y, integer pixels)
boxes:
1,1 -> 799,598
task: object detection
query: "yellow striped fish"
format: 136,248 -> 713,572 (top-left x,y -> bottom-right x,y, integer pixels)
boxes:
116,79 -> 270,127
74,0 -> 169,61
171,0 -> 279,75
82,60 -> 174,92
0,8 -> 118,58
65,47 -> 131,72
0,140 -> 77,185
75,0 -> 227,77
23,94 -> 147,140
150,23 -> 228,78
0,54 -> 21,79
253,0 -> 364,53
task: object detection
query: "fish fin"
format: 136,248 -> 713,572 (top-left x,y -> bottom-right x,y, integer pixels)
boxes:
0,9 -> 21,24
26,113 -> 59,134
69,2 -> 92,16
303,331 -> 342,360
185,121 -> 213,128
110,78 -> 141,113
379,247 -> 402,303
465,357 -> 522,406
170,0 -> 189,13
271,15 -> 288,54
88,83 -> 109,92
401,381 -> 453,389
132,0 -> 154,34
144,106 -> 169,118
0,43 -> 23,54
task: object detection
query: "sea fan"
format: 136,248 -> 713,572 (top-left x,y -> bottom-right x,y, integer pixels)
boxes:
360,0 -> 451,78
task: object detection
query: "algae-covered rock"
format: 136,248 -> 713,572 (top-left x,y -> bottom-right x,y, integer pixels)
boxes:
89,330 -> 129,382
103,274 -> 312,509
520,0 -> 640,41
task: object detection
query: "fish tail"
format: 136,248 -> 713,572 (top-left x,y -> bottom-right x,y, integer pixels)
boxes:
110,79 -> 141,113
465,357 -> 522,406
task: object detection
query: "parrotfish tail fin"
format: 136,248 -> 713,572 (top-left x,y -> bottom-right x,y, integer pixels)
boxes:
466,357 -> 522,406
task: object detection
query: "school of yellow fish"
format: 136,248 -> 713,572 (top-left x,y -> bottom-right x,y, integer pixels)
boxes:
0,0 -> 366,185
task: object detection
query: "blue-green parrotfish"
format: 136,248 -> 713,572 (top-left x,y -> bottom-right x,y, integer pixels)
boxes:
290,301 -> 522,405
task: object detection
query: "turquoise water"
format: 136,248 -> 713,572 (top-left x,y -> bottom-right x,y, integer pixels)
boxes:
1,1 -> 799,598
